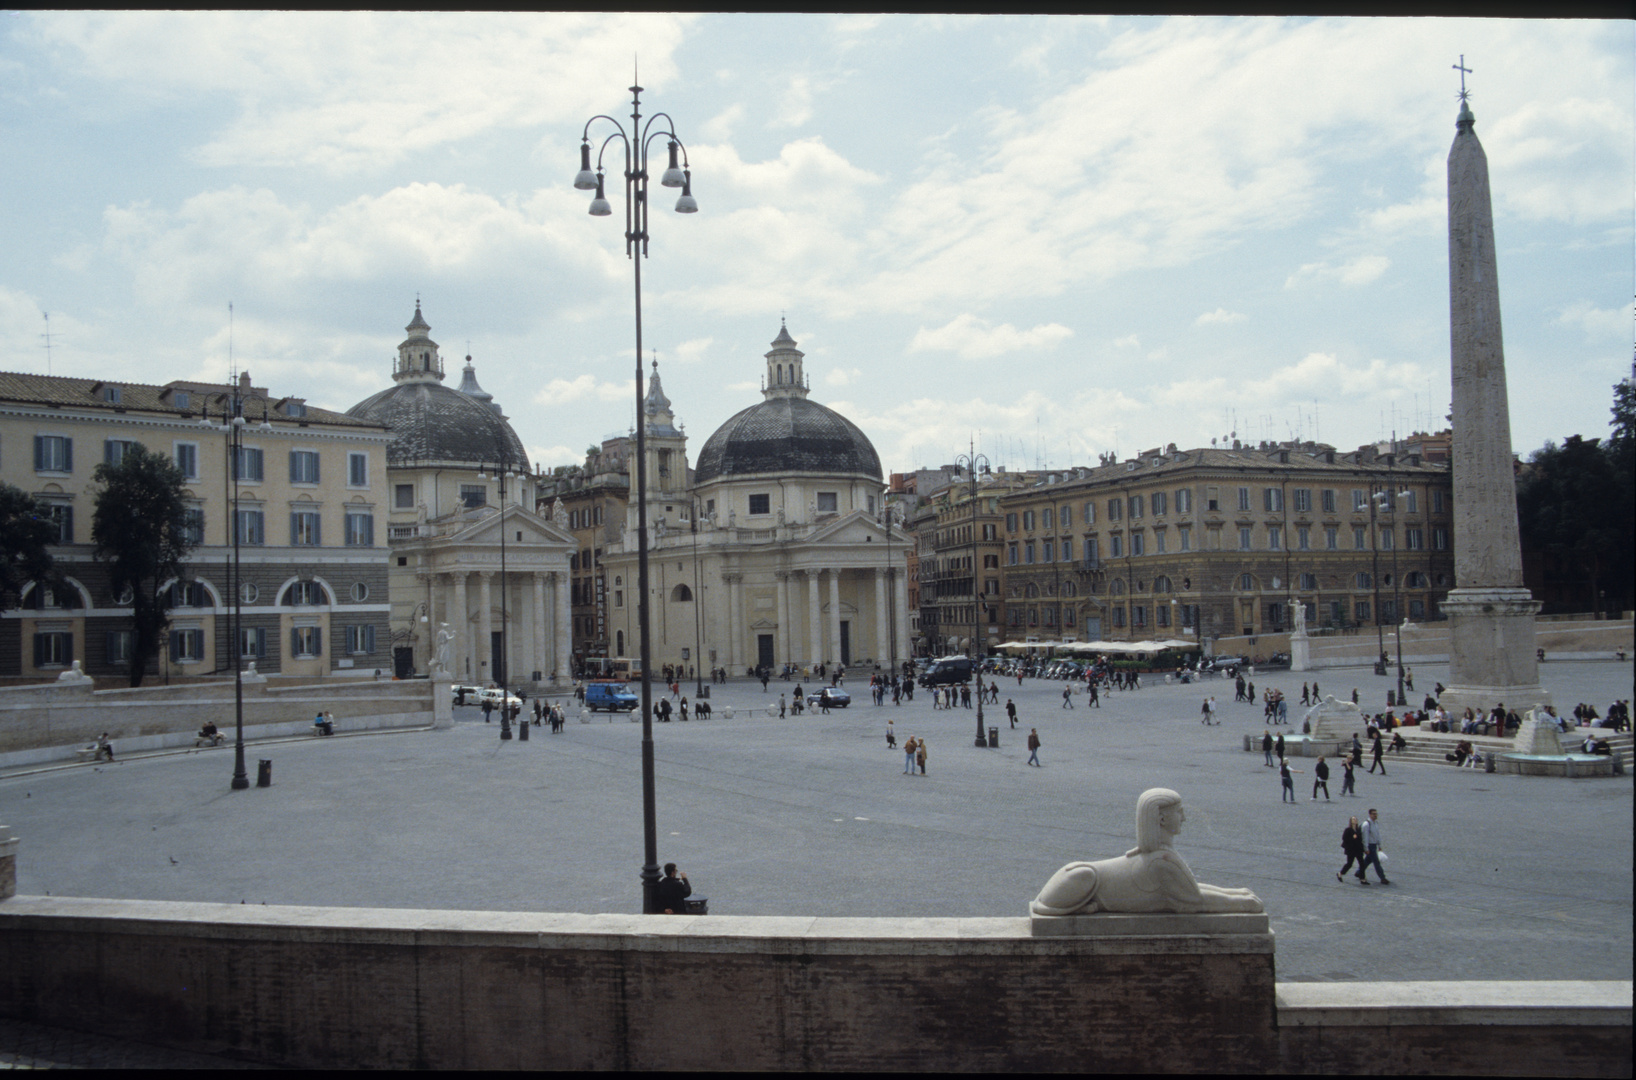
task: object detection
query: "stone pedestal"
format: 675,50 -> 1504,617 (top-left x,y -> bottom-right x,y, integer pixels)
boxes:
1289,630 -> 1311,672
431,673 -> 454,731
1438,588 -> 1551,716
0,827 -> 17,900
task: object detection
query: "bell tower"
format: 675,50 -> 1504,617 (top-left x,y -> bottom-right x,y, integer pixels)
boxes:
393,301 -> 445,384
762,319 -> 810,400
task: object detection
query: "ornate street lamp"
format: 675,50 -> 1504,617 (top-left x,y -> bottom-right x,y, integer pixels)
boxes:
952,445 -> 990,747
576,81 -> 697,915
222,389 -> 249,790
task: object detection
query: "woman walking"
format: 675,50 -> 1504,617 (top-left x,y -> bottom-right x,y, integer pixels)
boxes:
1337,816 -> 1366,881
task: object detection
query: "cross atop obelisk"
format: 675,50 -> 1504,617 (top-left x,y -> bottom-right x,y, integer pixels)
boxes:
1453,55 -> 1472,104
1437,70 -> 1551,716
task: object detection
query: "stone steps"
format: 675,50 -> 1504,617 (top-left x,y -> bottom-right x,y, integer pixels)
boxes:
1393,728 -> 1632,770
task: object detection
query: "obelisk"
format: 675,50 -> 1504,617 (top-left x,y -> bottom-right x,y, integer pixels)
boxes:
1437,67 -> 1551,717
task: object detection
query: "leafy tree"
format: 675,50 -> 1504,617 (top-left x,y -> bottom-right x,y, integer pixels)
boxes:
1518,434 -> 1623,616
1606,362 -> 1635,609
0,483 -> 63,613
92,444 -> 195,687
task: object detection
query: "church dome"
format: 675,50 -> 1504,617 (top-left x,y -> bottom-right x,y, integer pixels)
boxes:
693,323 -> 881,485
348,380 -> 527,467
694,396 -> 881,485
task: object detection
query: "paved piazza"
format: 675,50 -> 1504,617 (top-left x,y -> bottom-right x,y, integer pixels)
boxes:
2,660 -> 1630,986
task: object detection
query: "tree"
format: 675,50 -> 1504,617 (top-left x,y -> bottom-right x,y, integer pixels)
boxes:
92,444 -> 195,687
1517,435 -> 1623,616
0,483 -> 63,613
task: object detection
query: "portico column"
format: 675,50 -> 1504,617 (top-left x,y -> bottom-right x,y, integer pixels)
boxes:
478,570 -> 494,684
775,571 -> 791,669
533,572 -> 547,683
452,572 -> 469,680
874,568 -> 888,668
555,570 -> 571,681
725,572 -> 742,672
828,570 -> 843,665
894,569 -> 909,669
806,569 -> 822,668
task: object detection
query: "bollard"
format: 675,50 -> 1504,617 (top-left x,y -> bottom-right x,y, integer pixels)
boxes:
519,720 -> 529,741
989,726 -> 1000,748
256,759 -> 272,787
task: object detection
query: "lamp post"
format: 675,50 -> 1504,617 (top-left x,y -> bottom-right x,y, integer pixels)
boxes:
952,446 -> 990,747
576,82 -> 697,915
690,495 -> 705,697
224,391 -> 249,790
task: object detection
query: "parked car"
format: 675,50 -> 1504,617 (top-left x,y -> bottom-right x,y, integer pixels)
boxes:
584,682 -> 640,712
806,688 -> 851,709
451,684 -> 484,705
477,686 -> 523,710
1209,655 -> 1248,673
919,655 -> 976,688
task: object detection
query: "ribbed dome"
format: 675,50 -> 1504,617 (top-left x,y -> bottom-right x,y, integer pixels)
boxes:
694,396 -> 881,485
347,381 -> 528,467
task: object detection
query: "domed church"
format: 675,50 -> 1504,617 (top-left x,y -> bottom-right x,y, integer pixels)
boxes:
603,324 -> 910,676
348,304 -> 574,686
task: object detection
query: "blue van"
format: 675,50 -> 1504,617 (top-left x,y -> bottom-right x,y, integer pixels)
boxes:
584,682 -> 640,712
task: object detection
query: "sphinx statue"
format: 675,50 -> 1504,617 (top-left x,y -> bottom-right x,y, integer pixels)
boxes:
1031,788 -> 1264,916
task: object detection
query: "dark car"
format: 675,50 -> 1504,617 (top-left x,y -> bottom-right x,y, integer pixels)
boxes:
919,656 -> 976,688
806,688 -> 851,709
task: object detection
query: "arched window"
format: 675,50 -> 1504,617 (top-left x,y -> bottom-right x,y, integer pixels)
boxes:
1153,575 -> 1172,593
1063,581 -> 1077,597
1110,579 -> 1126,596
671,583 -> 693,602
1024,583 -> 1039,598
617,630 -> 625,656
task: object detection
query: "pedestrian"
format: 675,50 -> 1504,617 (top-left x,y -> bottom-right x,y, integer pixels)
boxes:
1338,817 -> 1366,881
1006,698 -> 1018,729
482,698 -> 494,724
917,737 -> 928,775
1063,685 -> 1074,709
1368,731 -> 1386,775
1301,683 -> 1310,707
1351,688 -> 1360,704
1262,730 -> 1274,766
1340,756 -> 1357,796
778,694 -> 785,718
1247,681 -> 1256,708
1280,758 -> 1299,802
1355,808 -> 1390,884
1274,732 -> 1286,762
1201,697 -> 1212,725
1027,728 -> 1041,767
1087,681 -> 1099,707
961,684 -> 972,709
95,732 -> 115,761
1208,697 -> 1218,725
655,863 -> 693,914
1312,756 -> 1331,800
903,736 -> 917,775
1405,667 -> 1414,692
886,719 -> 896,748
1312,681 -> 1321,700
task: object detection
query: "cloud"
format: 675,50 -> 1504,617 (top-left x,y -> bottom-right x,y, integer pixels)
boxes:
1113,334 -> 1141,349
535,374 -> 629,406
700,104 -> 744,144
775,75 -> 814,128
1195,308 -> 1246,325
670,337 -> 714,364
1284,255 -> 1390,290
1555,300 -> 1633,341
907,314 -> 1073,360
824,366 -> 863,387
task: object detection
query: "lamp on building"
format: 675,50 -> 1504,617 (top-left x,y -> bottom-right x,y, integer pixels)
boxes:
576,81 -> 697,915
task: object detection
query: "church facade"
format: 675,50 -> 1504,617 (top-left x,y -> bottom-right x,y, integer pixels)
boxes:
602,326 -> 910,676
347,305 -> 575,688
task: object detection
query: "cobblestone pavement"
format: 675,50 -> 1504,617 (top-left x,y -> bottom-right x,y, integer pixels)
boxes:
0,1016 -> 262,1069
1,659 -> 1629,1001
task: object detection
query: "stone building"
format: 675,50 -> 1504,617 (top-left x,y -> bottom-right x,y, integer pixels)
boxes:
0,369 -> 391,680
996,441 -> 1455,647
602,324 -> 909,674
346,305 -> 574,687
536,438 -> 632,671
916,470 -> 1034,657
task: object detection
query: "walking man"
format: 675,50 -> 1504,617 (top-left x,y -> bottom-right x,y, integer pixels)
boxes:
1201,697 -> 1212,724
1355,808 -> 1389,884
1027,728 -> 1041,767
1274,732 -> 1286,762
1063,685 -> 1074,709
1312,756 -> 1331,800
1006,698 -> 1018,729
1340,755 -> 1357,796
1279,758 -> 1299,802
1262,730 -> 1274,766
1368,731 -> 1387,775
903,736 -> 917,775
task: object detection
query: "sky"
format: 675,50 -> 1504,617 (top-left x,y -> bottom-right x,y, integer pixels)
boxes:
1,13 -> 1631,477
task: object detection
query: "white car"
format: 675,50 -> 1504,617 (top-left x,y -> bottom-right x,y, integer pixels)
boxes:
477,687 -> 523,709
451,684 -> 484,705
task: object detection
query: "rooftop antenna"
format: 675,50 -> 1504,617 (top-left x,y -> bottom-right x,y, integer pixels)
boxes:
40,310 -> 53,375
227,301 -> 236,384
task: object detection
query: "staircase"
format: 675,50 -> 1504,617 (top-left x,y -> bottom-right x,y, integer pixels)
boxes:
1392,727 -> 1632,771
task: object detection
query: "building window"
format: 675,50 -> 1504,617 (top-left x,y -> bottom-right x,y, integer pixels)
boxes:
1008,544 -> 1018,565
1156,604 -> 1170,628
236,508 -> 265,545
1322,489 -> 1337,513
1407,571 -> 1428,588
1239,527 -> 1253,550
1060,503 -> 1073,526
1153,529 -> 1166,554
289,451 -> 320,484
291,510 -> 322,546
1085,537 -> 1099,565
1131,531 -> 1145,556
1356,600 -> 1372,623
816,492 -> 838,513
1432,490 -> 1445,514
34,435 -> 73,473
1111,607 -> 1125,628
104,385 -> 122,404
172,391 -> 190,409
1042,507 -> 1054,529
395,484 -> 415,509
1432,528 -> 1449,551
1024,541 -> 1035,564
181,507 -> 205,545
1151,492 -> 1166,516
1263,488 -> 1283,512
1109,534 -> 1123,558
1106,499 -> 1120,522
1060,537 -> 1073,561
1083,501 -> 1096,524
345,512 -> 374,547
1353,526 -> 1368,550
1292,488 -> 1311,513
1352,489 -> 1367,512
168,580 -> 209,608
1206,486 -> 1219,512
106,630 -> 134,666
348,453 -> 369,487
1178,526 -> 1191,552
238,627 -> 266,661
1403,490 -> 1418,513
1128,496 -> 1142,520
1238,487 -> 1251,511
345,625 -> 377,655
1296,526 -> 1309,550
1023,510 -> 1036,531
1355,572 -> 1372,589
1153,575 -> 1172,593
1042,540 -> 1054,562
1175,488 -> 1191,513
748,493 -> 771,515
233,446 -> 264,483
1132,605 -> 1147,628
1405,528 -> 1424,551
169,628 -> 205,663
284,401 -> 306,418
33,631 -> 72,667
1005,512 -> 1018,533
104,439 -> 138,466
241,582 -> 259,604
286,581 -> 326,606
1381,599 -> 1397,623
290,626 -> 323,659
1299,572 -> 1317,590
40,502 -> 72,544
1409,598 -> 1425,619
173,442 -> 199,479
1379,527 -> 1393,551
460,484 -> 487,508
1325,526 -> 1339,550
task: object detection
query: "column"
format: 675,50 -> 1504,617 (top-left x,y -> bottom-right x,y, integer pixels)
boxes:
452,572 -> 469,680
874,568 -> 888,668
828,570 -> 843,666
555,570 -> 571,681
775,571 -> 791,669
478,571 -> 493,683
894,568 -> 909,670
533,572 -> 547,683
807,569 -> 822,667
725,572 -> 742,672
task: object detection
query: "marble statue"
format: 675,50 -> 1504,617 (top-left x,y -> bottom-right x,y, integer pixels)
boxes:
1291,600 -> 1307,635
552,500 -> 569,528
432,623 -> 453,677
1031,788 -> 1264,916
1304,693 -> 1364,741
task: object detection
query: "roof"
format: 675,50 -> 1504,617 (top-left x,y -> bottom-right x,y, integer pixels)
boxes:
347,380 -> 527,467
693,395 -> 881,485
0,370 -> 383,432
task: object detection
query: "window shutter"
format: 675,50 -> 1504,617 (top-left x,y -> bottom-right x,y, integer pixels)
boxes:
61,506 -> 73,545
105,440 -> 117,466
33,436 -> 43,471
313,515 -> 320,546
290,513 -> 299,545
291,628 -> 301,656
169,631 -> 181,662
290,452 -> 299,483
63,438 -> 72,473
32,634 -> 44,667
313,627 -> 322,655
364,625 -> 375,653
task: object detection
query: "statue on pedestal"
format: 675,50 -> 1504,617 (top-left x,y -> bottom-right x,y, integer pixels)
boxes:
432,622 -> 453,678
1031,788 -> 1264,916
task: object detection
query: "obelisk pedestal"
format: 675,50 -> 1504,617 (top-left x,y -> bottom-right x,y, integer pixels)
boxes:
1437,91 -> 1549,717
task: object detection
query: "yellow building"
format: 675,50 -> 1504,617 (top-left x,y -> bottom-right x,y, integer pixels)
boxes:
0,370 -> 391,681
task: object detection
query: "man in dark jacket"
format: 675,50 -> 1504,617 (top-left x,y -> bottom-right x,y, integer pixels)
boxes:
655,863 -> 692,914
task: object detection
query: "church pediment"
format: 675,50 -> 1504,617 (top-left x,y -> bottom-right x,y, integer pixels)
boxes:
801,510 -> 890,547
439,505 -> 575,547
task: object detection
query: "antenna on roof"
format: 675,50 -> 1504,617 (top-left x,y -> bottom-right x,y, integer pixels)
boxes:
227,301 -> 236,385
40,310 -> 54,375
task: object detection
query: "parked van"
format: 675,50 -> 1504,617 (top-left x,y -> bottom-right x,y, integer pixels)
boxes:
919,655 -> 976,688
584,682 -> 640,712
587,658 -> 643,682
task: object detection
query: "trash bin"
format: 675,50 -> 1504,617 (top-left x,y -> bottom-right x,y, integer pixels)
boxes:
684,897 -> 709,915
989,726 -> 1000,748
256,759 -> 272,788
519,720 -> 529,741
696,685 -> 710,699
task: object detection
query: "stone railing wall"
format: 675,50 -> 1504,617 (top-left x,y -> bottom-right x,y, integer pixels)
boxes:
0,895 -> 1627,1074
